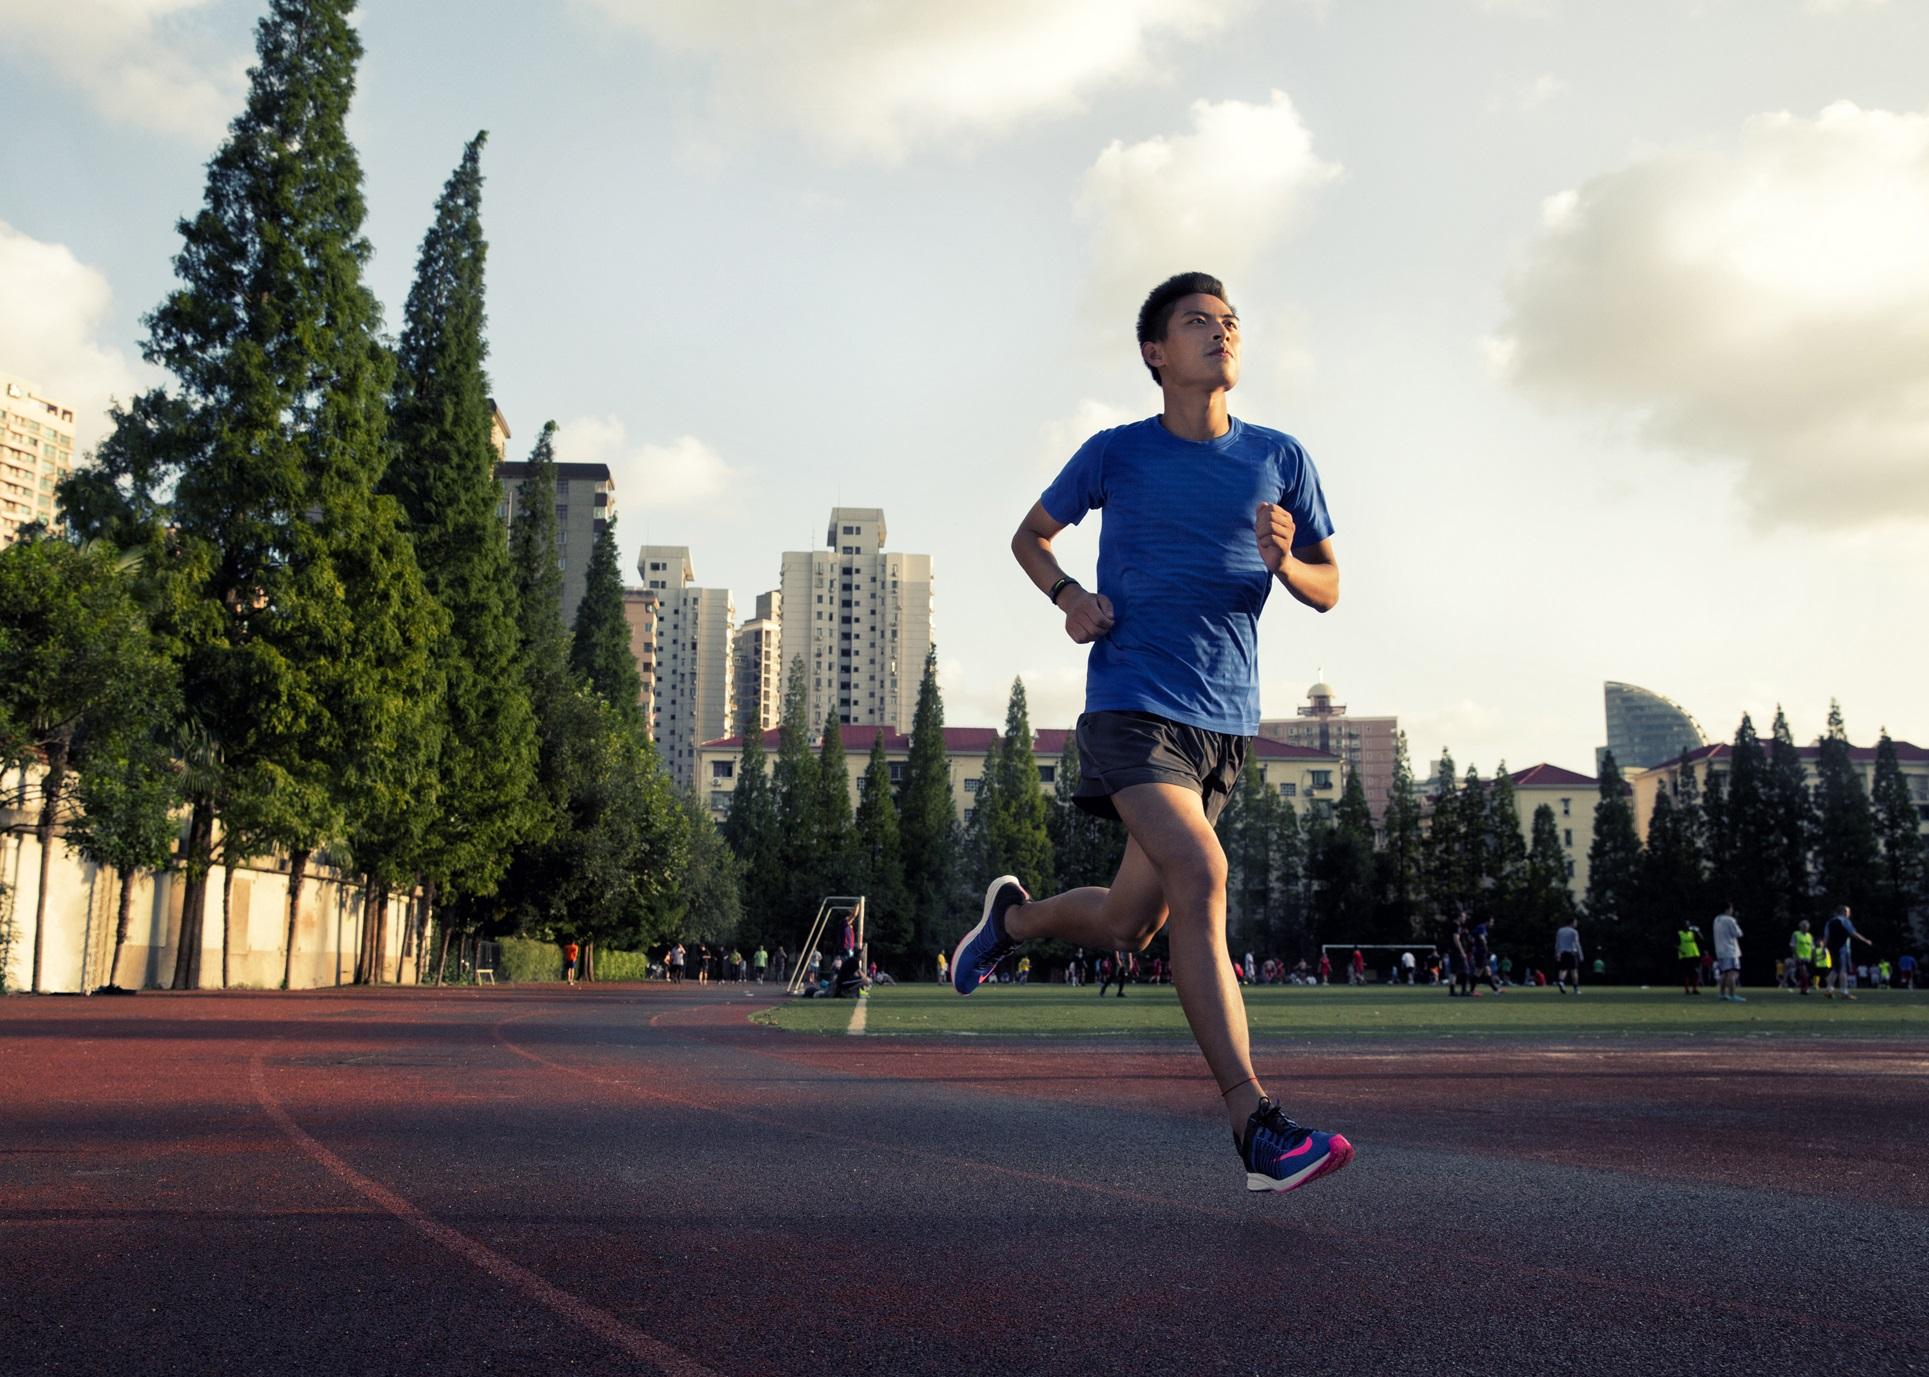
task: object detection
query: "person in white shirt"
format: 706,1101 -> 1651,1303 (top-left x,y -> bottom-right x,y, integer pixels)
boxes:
1399,949 -> 1416,985
1554,920 -> 1584,994
1712,906 -> 1745,1003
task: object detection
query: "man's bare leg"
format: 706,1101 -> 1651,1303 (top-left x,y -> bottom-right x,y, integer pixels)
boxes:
1004,782 -> 1263,1135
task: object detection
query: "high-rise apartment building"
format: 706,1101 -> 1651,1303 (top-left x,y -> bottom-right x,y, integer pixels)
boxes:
621,587 -> 658,728
1258,678 -> 1400,822
732,590 -> 782,736
494,460 -> 614,627
637,546 -> 734,789
778,508 -> 933,732
0,374 -> 77,548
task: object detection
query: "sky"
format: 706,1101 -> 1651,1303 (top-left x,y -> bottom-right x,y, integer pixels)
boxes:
4,0 -> 1927,778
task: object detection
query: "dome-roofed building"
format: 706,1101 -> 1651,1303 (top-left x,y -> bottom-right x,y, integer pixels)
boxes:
1259,673 -> 1400,822
1598,681 -> 1707,772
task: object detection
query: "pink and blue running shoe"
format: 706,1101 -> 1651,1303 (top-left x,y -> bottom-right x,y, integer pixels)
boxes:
951,875 -> 1028,995
1238,1097 -> 1354,1193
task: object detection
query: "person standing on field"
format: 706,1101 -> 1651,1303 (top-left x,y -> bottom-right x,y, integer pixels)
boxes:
1554,919 -> 1583,994
1789,921 -> 1814,995
1822,904 -> 1872,1001
1712,905 -> 1745,1002
1677,923 -> 1702,995
948,271 -> 1351,1194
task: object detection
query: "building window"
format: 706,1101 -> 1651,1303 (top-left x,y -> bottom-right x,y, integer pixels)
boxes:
888,762 -> 905,783
1561,797 -> 1571,817
1278,783 -> 1297,797
711,761 -> 733,779
1565,859 -> 1575,879
1564,829 -> 1573,848
964,778 -> 980,794
1037,765 -> 1055,784
1310,770 -> 1332,788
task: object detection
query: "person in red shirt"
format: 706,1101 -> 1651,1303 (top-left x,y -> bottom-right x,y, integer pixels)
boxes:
1317,952 -> 1332,985
563,941 -> 579,986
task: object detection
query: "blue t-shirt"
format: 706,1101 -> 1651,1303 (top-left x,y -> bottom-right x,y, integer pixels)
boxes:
1040,416 -> 1333,735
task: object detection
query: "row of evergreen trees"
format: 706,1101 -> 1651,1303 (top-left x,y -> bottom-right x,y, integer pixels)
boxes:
1584,706 -> 1925,980
0,0 -> 715,991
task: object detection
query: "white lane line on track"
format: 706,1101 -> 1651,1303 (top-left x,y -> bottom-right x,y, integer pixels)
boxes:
847,995 -> 868,1036
247,1049 -> 723,1377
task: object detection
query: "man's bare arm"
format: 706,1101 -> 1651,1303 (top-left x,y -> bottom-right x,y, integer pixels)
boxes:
1282,537 -> 1340,612
1013,500 -> 1115,644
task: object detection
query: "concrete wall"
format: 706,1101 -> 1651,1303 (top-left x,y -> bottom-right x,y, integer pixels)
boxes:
1,818 -> 432,994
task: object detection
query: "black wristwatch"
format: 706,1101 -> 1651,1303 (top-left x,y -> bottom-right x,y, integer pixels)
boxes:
1048,575 -> 1080,607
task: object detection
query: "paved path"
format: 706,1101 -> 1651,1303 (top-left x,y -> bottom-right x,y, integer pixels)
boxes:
2,985 -> 1925,1376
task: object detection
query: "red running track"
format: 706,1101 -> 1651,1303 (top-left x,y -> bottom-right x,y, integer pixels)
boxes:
2,984 -> 1925,1377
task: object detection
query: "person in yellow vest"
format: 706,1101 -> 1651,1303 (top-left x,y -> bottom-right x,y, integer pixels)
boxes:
936,950 -> 949,985
1016,955 -> 1032,985
1790,920 -> 1815,996
1812,936 -> 1831,995
1677,923 -> 1702,995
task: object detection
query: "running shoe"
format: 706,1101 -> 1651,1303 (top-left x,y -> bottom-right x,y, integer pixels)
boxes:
952,875 -> 1028,995
1237,1098 -> 1354,1193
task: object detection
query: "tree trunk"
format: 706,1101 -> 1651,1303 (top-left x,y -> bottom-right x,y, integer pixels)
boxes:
433,911 -> 452,986
30,736 -> 71,993
415,882 -> 437,985
585,941 -> 595,983
280,848 -> 310,990
109,867 -> 137,990
365,883 -> 389,985
170,800 -> 215,991
220,862 -> 236,989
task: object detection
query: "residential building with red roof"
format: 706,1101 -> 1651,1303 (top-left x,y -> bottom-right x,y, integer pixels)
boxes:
696,725 -> 1343,827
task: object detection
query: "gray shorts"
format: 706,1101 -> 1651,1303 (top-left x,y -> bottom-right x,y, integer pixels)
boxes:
1072,710 -> 1247,824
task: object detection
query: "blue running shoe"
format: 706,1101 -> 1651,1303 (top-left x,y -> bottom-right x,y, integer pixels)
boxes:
952,875 -> 1028,995
1238,1097 -> 1354,1193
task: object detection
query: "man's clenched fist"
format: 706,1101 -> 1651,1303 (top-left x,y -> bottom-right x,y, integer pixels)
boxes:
1255,502 -> 1296,575
1061,587 -> 1115,644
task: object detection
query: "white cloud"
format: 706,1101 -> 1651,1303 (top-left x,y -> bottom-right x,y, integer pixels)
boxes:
557,416 -> 740,510
0,221 -> 146,451
0,0 -> 244,142
1491,101 -> 1929,529
1076,90 -> 1343,305
1038,399 -> 1137,478
1490,72 -> 1568,114
575,0 -> 1242,162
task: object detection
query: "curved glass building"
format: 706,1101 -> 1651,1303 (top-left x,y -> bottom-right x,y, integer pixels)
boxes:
1599,681 -> 1707,771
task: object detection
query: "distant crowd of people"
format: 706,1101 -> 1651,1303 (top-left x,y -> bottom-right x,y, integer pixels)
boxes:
1674,902 -> 1916,1001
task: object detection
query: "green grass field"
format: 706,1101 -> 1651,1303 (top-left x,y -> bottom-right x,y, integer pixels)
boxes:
756,981 -> 1929,1040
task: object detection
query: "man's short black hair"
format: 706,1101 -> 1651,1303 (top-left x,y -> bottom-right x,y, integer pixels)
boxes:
1137,271 -> 1231,384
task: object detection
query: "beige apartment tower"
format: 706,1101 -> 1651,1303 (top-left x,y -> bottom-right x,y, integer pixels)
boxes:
638,546 -> 734,790
778,508 -> 933,732
0,374 -> 77,548
733,590 -> 782,736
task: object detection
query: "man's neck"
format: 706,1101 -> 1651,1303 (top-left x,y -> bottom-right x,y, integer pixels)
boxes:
1159,387 -> 1231,442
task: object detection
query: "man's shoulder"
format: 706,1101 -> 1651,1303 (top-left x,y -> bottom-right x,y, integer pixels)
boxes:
1231,418 -> 1307,454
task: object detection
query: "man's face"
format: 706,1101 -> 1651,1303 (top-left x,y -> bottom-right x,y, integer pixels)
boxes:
1144,293 -> 1240,391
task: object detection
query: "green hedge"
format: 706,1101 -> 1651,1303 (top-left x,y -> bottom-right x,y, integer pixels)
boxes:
493,937 -> 657,983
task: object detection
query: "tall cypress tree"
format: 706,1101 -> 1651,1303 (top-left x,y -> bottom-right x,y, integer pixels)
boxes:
1048,735 -> 1126,891
1377,731 -> 1425,940
1267,797 -> 1307,958
383,129 -> 539,963
1720,714 -> 1779,929
814,704 -> 858,891
723,727 -> 781,942
1871,731 -> 1927,941
983,677 -> 1054,892
1520,803 -> 1577,966
1220,758 -> 1276,950
1486,764 -> 1530,934
509,423 -> 569,696
569,515 -> 642,728
854,729 -> 912,961
1763,706 -> 1816,926
108,0 -> 445,987
1634,784 -> 1706,978
1812,701 -> 1882,944
1584,751 -> 1642,959
771,657 -> 823,924
1424,751 -> 1470,925
898,645 -> 957,959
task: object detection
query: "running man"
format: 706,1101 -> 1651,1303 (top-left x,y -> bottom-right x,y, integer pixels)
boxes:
950,272 -> 1350,1194
1554,917 -> 1583,994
